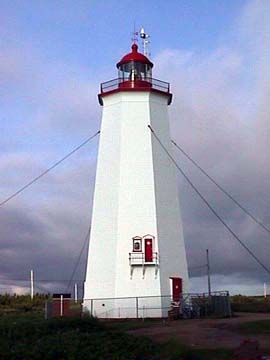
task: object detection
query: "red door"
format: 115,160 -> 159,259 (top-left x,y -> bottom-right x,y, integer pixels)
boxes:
145,239 -> 153,262
171,277 -> 182,301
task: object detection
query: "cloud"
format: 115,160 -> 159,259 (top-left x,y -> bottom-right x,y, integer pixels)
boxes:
0,35 -> 101,145
152,0 -> 270,291
1,14 -> 100,296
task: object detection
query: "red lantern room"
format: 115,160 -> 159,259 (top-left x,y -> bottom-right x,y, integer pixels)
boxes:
117,43 -> 153,87
99,43 -> 172,105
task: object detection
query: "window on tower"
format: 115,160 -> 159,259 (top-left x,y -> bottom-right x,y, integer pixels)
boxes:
132,236 -> 142,252
118,62 -> 152,82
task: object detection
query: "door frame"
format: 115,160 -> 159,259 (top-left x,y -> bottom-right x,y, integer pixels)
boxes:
170,277 -> 182,301
144,238 -> 153,262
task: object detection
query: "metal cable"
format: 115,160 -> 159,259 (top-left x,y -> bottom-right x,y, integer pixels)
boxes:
0,130 -> 100,207
65,225 -> 91,292
148,125 -> 270,275
171,139 -> 270,234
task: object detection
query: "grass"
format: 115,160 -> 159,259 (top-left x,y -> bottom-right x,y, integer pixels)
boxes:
0,313 -> 156,360
231,295 -> 270,313
105,318 -> 164,331
236,320 -> 270,334
0,294 -> 49,315
0,313 -> 233,360
0,294 -> 247,359
2,294 -> 270,358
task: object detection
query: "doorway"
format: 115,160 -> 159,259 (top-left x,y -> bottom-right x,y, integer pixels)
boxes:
144,239 -> 153,262
170,277 -> 182,301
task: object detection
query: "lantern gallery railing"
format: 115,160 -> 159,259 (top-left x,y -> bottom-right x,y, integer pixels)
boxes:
100,77 -> 170,94
129,252 -> 159,278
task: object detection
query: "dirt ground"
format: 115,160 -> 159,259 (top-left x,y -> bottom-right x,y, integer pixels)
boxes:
128,313 -> 270,351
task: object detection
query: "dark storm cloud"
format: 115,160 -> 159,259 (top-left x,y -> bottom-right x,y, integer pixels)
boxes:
152,0 -> 270,291
0,156 -> 97,294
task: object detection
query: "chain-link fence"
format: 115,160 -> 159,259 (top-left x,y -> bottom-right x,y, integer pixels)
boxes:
83,295 -> 171,318
82,291 -> 231,319
0,281 -> 232,319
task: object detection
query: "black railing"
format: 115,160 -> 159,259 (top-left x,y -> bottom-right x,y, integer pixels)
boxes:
100,77 -> 170,94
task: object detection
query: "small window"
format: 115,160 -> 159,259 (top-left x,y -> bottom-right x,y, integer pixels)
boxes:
133,237 -> 142,252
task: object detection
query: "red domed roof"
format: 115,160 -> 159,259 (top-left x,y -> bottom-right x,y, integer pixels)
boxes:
117,43 -> 153,68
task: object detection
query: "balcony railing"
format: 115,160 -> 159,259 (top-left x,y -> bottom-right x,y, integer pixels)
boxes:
100,78 -> 170,94
129,252 -> 159,265
129,252 -> 159,278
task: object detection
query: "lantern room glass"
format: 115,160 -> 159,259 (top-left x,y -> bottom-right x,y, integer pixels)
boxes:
118,61 -> 152,82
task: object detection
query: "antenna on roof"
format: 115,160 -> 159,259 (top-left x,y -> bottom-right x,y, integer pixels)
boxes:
132,23 -> 138,44
140,27 -> 151,58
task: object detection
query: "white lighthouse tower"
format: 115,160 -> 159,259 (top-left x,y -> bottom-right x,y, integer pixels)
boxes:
84,41 -> 189,318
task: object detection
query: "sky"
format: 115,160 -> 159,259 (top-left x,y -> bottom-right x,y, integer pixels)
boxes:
1,0 -> 270,297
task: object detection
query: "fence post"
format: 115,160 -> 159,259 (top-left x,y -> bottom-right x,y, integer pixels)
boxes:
30,269 -> 34,300
136,297 -> 138,319
60,295 -> 63,317
90,299 -> 93,316
74,283 -> 78,303
45,300 -> 48,320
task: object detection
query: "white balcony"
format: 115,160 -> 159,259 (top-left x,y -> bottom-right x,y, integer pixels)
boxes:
129,252 -> 159,278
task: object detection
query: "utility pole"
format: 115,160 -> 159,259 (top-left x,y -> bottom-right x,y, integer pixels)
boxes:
206,249 -> 211,297
30,269 -> 34,300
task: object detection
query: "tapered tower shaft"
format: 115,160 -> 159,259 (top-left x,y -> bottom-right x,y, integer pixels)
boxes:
84,43 -> 189,318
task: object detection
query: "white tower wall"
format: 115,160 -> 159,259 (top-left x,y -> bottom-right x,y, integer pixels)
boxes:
84,90 -> 189,318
